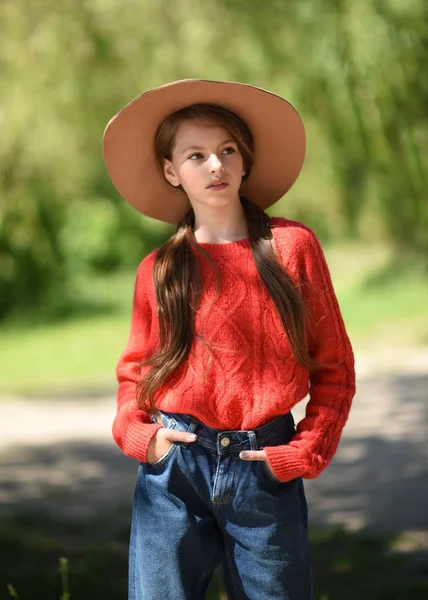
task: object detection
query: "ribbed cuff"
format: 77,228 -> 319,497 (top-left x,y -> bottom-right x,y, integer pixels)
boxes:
125,421 -> 164,463
263,444 -> 310,482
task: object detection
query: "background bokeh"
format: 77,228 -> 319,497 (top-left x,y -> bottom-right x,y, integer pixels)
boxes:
1,1 -> 427,599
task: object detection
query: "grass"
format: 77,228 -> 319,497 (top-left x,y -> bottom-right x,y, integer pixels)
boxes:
0,242 -> 427,395
1,509 -> 427,599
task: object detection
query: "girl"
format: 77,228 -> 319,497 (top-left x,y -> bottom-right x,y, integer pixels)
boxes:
103,79 -> 356,600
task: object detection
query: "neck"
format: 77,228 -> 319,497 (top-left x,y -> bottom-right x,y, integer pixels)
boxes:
192,201 -> 249,244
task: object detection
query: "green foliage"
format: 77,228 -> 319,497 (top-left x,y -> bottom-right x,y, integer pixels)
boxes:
1,0 -> 427,318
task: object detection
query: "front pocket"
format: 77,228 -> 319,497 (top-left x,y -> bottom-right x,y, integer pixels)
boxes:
146,417 -> 179,467
147,441 -> 179,466
260,459 -> 282,483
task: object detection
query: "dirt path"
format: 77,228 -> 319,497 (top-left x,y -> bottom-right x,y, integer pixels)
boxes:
1,346 -> 427,547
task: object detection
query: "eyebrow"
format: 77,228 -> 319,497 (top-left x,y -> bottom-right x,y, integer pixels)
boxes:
180,139 -> 236,155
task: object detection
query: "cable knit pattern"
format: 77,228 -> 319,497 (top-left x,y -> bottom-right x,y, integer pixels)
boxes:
113,216 -> 356,482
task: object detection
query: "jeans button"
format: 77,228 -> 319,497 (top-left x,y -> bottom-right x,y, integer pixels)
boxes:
220,436 -> 231,447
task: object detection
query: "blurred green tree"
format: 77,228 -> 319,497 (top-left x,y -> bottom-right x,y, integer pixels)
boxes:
0,0 -> 426,318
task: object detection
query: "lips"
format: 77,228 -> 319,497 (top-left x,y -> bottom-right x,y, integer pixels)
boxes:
207,179 -> 228,188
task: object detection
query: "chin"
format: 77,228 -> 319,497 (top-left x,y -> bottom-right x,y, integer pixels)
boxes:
206,187 -> 240,198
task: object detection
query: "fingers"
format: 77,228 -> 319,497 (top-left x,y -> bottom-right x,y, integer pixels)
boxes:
160,427 -> 198,443
239,450 -> 267,460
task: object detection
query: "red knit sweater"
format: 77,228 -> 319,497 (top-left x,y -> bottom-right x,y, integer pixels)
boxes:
113,216 -> 356,482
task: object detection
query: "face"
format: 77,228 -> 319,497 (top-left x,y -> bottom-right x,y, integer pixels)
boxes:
163,120 -> 246,208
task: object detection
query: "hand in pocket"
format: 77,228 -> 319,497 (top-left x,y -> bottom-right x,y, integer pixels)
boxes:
147,427 -> 198,463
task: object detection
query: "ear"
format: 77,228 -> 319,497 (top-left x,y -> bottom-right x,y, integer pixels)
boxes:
163,159 -> 180,187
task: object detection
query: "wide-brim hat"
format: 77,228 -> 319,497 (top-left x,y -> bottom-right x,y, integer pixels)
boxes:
102,79 -> 306,225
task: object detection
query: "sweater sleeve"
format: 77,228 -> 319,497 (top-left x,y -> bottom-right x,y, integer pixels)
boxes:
112,258 -> 163,462
263,228 -> 356,482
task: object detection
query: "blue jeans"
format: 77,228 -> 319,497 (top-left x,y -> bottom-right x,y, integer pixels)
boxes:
129,409 -> 313,600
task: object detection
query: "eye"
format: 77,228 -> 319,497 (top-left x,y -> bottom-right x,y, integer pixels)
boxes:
222,146 -> 236,154
188,152 -> 203,160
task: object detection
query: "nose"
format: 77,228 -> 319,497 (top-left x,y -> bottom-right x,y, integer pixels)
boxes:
207,153 -> 224,173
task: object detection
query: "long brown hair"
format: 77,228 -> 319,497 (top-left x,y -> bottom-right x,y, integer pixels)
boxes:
136,103 -> 337,417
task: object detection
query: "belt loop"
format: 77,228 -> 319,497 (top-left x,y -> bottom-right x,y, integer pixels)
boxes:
150,410 -> 164,425
180,419 -> 199,449
248,430 -> 258,451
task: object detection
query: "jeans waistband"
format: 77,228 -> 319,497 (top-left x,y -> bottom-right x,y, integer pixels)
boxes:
150,410 -> 296,455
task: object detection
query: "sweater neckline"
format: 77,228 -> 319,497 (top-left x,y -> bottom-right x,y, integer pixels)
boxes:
196,235 -> 251,256
194,216 -> 281,256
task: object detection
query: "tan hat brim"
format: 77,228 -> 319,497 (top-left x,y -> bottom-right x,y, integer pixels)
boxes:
102,79 -> 306,225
